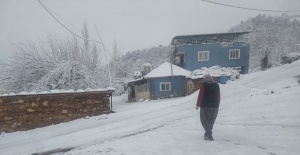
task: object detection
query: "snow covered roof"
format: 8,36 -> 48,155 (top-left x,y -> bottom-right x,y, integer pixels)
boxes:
127,78 -> 147,85
144,62 -> 191,79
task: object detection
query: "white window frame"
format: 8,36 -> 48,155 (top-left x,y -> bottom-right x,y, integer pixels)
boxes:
160,82 -> 171,91
198,51 -> 209,61
229,49 -> 240,59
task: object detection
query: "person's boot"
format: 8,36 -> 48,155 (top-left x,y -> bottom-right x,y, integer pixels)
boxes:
204,132 -> 209,140
207,134 -> 214,141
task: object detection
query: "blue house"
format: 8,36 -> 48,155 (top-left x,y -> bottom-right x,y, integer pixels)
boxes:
171,32 -> 250,74
127,62 -> 191,101
144,62 -> 191,99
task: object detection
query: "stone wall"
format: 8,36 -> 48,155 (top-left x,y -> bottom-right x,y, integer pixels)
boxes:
0,91 -> 113,133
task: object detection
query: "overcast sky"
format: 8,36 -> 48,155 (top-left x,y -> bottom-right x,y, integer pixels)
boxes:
0,0 -> 300,59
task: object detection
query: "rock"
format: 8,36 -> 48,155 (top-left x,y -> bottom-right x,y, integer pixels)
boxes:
58,115 -> 65,119
62,110 -> 68,114
31,102 -> 38,107
18,99 -> 24,103
42,101 -> 48,106
27,109 -> 34,112
5,116 -> 13,120
19,105 -> 26,109
36,97 -> 41,101
87,100 -> 93,104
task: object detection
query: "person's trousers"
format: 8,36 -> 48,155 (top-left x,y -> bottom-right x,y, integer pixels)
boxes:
200,107 -> 219,135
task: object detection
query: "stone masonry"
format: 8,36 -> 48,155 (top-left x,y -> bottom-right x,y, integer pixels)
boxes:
0,90 -> 113,133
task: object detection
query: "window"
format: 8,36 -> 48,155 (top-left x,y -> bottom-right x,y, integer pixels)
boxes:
160,82 -> 171,91
198,51 -> 209,61
229,49 -> 240,59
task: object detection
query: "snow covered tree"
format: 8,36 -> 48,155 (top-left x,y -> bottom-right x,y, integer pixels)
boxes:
110,39 -> 128,79
0,23 -> 110,93
112,39 -> 121,62
111,45 -> 173,78
229,14 -> 300,70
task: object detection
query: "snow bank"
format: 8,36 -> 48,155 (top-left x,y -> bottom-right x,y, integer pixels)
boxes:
188,66 -> 240,80
281,52 -> 300,64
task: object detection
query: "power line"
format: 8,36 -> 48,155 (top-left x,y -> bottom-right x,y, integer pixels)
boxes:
93,24 -> 133,76
44,4 -> 82,33
94,24 -> 112,87
200,0 -> 300,12
36,0 -> 134,76
37,0 -> 99,43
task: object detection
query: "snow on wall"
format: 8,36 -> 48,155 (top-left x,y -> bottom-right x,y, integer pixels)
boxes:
185,66 -> 241,95
0,87 -> 115,97
188,65 -> 240,80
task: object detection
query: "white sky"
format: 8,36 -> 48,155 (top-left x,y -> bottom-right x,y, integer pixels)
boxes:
0,0 -> 300,59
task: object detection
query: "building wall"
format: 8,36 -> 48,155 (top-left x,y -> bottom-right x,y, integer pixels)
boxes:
178,42 -> 250,73
135,83 -> 150,101
147,76 -> 186,99
0,91 -> 112,133
186,77 -> 220,95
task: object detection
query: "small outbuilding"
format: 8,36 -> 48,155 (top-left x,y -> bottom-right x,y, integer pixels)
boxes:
127,62 -> 191,101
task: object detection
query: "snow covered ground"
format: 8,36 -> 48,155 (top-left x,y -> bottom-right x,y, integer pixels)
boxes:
1,60 -> 300,155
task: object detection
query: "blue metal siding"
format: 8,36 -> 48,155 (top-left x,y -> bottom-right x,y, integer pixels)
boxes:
147,76 -> 186,99
178,42 -> 249,73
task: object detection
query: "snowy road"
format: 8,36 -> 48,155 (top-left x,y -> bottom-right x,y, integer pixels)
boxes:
1,60 -> 300,155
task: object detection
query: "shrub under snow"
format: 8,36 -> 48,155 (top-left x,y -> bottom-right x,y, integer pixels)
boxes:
281,52 -> 300,64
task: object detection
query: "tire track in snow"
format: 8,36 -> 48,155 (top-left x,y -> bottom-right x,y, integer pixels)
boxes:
0,95 -> 196,150
34,107 -> 196,155
2,95 -> 198,155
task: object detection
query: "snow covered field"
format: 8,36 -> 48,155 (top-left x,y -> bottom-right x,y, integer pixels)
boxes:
1,60 -> 300,155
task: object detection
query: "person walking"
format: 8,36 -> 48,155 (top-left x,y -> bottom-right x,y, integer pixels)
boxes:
196,74 -> 220,141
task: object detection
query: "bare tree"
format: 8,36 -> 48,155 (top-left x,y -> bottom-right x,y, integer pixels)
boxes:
112,39 -> 120,61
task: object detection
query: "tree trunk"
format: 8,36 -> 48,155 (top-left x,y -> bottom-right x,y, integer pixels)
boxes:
261,54 -> 268,70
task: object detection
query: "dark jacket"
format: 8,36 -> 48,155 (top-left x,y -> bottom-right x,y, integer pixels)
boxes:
196,82 -> 220,108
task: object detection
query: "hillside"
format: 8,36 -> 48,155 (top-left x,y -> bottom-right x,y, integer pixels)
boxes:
0,60 -> 299,155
